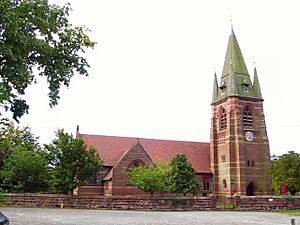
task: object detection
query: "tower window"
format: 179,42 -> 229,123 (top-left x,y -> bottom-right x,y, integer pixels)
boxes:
243,84 -> 249,93
222,179 -> 227,189
220,87 -> 226,95
220,81 -> 226,96
243,105 -> 253,128
247,160 -> 255,167
220,107 -> 227,130
242,79 -> 249,94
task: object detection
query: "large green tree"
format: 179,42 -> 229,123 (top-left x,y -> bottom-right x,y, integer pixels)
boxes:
168,154 -> 198,196
0,122 -> 40,167
45,129 -> 102,194
0,146 -> 49,193
0,0 -> 95,121
0,122 -> 48,192
127,161 -> 169,196
272,152 -> 300,195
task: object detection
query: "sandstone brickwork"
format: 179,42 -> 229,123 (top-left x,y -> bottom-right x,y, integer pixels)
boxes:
5,194 -> 300,211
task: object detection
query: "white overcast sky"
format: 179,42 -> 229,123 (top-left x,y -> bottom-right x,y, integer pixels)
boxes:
19,0 -> 300,156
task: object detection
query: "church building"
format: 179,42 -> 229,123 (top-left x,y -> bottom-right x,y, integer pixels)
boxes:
77,29 -> 272,196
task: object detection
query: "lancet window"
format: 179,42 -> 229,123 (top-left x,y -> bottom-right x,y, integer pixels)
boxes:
220,107 -> 227,130
243,105 -> 253,128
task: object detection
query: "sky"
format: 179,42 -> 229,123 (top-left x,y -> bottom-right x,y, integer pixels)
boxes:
19,0 -> 300,156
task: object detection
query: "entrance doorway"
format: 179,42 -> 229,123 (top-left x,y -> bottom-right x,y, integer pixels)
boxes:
246,182 -> 256,196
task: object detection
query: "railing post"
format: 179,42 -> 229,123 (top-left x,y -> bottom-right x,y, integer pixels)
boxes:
291,218 -> 295,225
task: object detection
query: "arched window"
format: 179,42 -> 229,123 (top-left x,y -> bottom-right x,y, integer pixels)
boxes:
243,105 -> 253,128
220,81 -> 226,96
251,160 -> 255,167
243,84 -> 249,94
219,107 -> 227,130
222,179 -> 227,189
128,159 -> 145,169
247,160 -> 250,167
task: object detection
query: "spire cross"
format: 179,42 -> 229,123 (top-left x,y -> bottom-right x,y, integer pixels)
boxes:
230,15 -> 234,34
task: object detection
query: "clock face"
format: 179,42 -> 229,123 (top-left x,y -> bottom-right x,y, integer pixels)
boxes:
245,131 -> 253,141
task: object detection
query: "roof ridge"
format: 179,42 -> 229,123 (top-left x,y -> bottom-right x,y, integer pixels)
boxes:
79,133 -> 209,144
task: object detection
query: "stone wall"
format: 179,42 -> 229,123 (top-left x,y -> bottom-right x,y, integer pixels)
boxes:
4,194 -> 300,211
234,196 -> 300,210
4,194 -> 217,211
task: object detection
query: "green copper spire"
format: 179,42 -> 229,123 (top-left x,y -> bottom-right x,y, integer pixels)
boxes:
253,67 -> 263,99
227,59 -> 239,96
221,29 -> 249,78
212,72 -> 219,102
212,28 -> 262,104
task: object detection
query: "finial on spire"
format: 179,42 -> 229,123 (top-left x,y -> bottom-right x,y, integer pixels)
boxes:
230,15 -> 234,35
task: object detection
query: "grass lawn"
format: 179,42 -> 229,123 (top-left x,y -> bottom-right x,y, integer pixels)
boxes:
277,209 -> 300,216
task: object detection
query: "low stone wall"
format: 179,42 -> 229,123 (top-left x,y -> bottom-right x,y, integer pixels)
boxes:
4,194 -> 217,211
4,194 -> 300,211
234,196 -> 300,210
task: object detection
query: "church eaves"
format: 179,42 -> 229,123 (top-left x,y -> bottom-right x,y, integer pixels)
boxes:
212,28 -> 263,103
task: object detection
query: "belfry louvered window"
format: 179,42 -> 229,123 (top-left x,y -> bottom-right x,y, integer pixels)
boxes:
220,107 -> 227,130
243,105 -> 253,128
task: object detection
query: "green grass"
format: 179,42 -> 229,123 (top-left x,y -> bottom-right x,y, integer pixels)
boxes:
277,209 -> 300,215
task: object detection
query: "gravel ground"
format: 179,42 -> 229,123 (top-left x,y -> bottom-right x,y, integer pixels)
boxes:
1,207 -> 299,225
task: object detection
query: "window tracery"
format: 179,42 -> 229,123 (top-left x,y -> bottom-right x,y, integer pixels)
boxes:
220,107 -> 227,130
243,105 -> 253,128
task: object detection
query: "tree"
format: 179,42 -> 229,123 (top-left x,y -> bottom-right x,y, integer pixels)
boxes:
168,154 -> 198,196
127,161 -> 169,196
0,122 -> 46,192
0,122 -> 40,168
271,152 -> 300,195
45,129 -> 102,194
0,146 -> 49,193
0,0 -> 95,121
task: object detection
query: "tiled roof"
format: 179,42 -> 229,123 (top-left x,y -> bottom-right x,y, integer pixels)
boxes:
79,133 -> 211,173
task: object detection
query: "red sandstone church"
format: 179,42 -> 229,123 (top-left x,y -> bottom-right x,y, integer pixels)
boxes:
77,29 -> 272,197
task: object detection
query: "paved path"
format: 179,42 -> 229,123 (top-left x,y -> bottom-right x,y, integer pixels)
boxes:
1,207 -> 299,225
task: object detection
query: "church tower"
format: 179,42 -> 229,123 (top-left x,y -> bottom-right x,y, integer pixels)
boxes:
210,28 -> 272,196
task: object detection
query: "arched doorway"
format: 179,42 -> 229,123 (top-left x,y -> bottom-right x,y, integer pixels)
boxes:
246,182 -> 257,196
